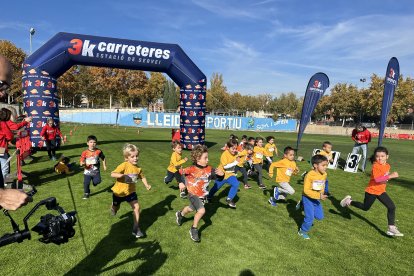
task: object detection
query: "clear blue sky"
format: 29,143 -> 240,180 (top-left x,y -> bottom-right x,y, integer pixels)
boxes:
2,0 -> 414,96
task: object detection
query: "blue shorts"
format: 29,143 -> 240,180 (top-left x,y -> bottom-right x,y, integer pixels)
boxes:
112,192 -> 138,206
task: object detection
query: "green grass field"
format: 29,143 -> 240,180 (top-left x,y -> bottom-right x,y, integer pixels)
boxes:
1,125 -> 413,275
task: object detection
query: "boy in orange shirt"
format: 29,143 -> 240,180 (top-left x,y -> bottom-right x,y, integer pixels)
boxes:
164,140 -> 188,198
175,145 -> 224,242
268,146 -> 299,206
80,135 -> 106,199
340,146 -> 403,236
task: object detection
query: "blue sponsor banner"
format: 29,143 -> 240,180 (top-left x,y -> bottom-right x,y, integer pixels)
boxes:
60,109 -> 296,132
378,57 -> 399,146
179,84 -> 206,149
22,70 -> 60,148
296,72 -> 330,149
23,32 -> 207,148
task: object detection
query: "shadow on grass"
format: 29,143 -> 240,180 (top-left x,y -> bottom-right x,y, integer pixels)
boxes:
392,177 -> 414,190
197,188 -> 231,236
286,199 -> 304,230
25,164 -> 84,186
90,185 -> 113,197
65,212 -> 167,275
240,269 -> 256,276
59,139 -> 167,151
60,140 -> 217,151
328,196 -> 391,238
337,157 -> 347,170
139,194 -> 176,234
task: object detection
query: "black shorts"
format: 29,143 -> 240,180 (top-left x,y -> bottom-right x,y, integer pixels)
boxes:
112,192 -> 138,206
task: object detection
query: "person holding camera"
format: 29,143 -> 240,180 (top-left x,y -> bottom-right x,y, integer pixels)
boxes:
0,54 -> 29,210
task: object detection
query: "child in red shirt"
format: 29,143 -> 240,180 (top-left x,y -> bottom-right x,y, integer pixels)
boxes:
341,146 -> 403,237
40,118 -> 63,160
80,135 -> 106,199
175,144 -> 224,242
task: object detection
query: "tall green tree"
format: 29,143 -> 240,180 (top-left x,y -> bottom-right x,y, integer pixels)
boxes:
0,40 -> 27,102
58,66 -> 82,107
206,72 -> 230,112
127,70 -> 148,108
138,72 -> 166,108
163,79 -> 179,110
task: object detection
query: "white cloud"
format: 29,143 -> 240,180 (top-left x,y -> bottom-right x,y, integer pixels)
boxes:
0,21 -> 30,31
271,14 -> 414,61
191,0 -> 266,19
251,0 -> 278,6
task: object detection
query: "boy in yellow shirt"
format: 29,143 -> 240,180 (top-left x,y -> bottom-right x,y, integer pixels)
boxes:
298,154 -> 328,240
234,143 -> 254,189
110,143 -> 151,238
268,146 -> 299,206
319,141 -> 333,196
207,139 -> 240,208
164,140 -> 188,198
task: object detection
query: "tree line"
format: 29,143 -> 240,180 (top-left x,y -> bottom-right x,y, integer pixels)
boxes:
1,40 -> 413,123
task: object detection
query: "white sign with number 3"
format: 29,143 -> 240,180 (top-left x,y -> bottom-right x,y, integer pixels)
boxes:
344,153 -> 362,173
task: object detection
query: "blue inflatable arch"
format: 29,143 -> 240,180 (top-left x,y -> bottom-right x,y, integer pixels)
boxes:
22,32 -> 206,149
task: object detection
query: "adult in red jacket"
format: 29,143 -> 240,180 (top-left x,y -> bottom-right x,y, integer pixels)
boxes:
0,110 -> 14,179
351,124 -> 371,172
0,108 -> 32,179
40,118 -> 64,161
0,54 -> 29,210
1,108 -> 32,131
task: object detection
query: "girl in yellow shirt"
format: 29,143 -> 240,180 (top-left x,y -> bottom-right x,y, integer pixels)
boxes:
264,135 -> 278,170
253,137 -> 266,189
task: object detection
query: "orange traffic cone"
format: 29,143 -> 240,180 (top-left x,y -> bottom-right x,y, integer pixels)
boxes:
70,130 -> 73,136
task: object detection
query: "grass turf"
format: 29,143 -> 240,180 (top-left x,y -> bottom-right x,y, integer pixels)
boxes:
0,125 -> 413,275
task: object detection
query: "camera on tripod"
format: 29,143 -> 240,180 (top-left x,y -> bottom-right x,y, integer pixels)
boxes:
32,209 -> 77,244
0,196 -> 77,247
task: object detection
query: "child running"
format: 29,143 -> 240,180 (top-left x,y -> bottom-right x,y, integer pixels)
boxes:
319,141 -> 334,196
264,136 -> 278,171
340,146 -> 403,237
208,139 -> 241,208
40,118 -> 64,161
164,140 -> 188,198
111,143 -> 151,238
268,146 -> 299,206
298,154 -> 328,240
252,137 -> 266,189
79,135 -> 106,199
237,135 -> 248,152
235,143 -> 254,189
175,144 -> 224,242
246,136 -> 256,176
